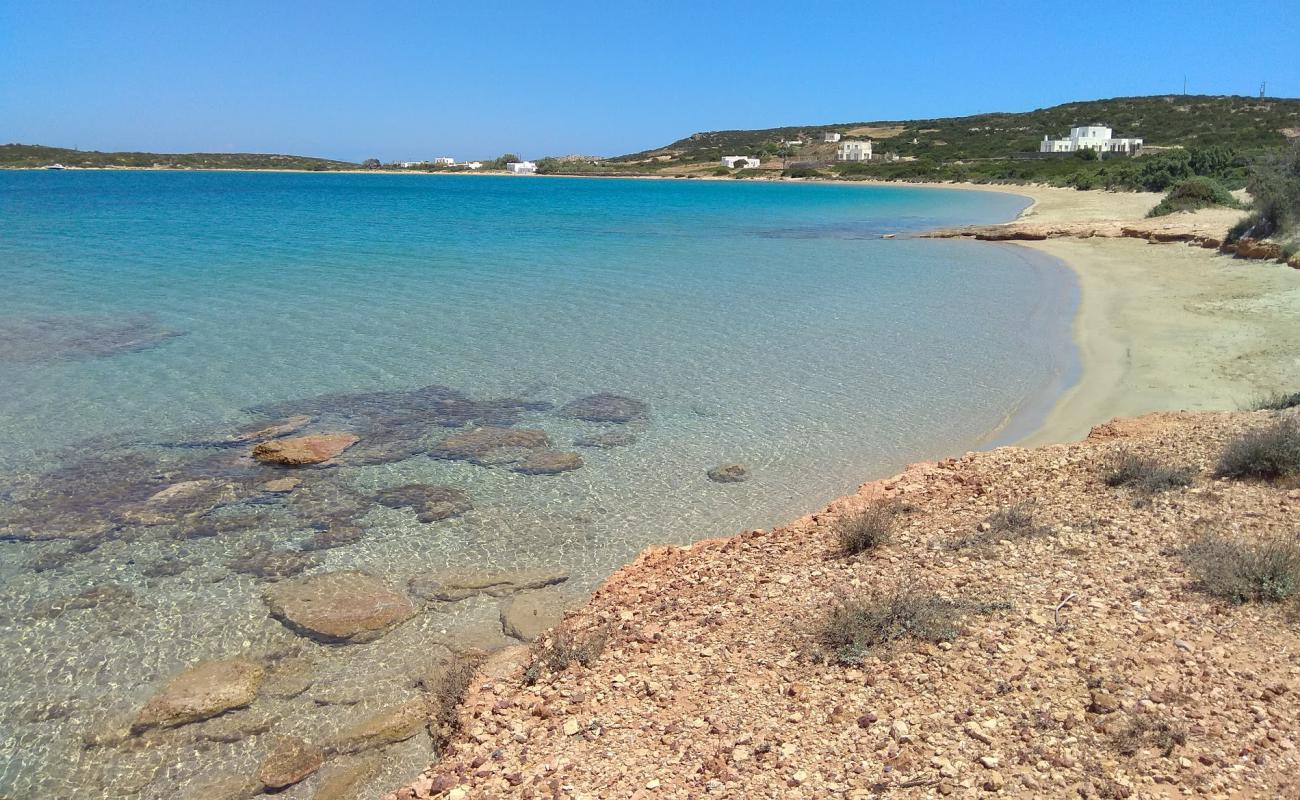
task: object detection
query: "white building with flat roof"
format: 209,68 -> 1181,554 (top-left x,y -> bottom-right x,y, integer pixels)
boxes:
398,160 -> 428,168
1040,125 -> 1143,154
432,157 -> 455,165
836,140 -> 873,162
506,160 -> 537,174
720,156 -> 760,169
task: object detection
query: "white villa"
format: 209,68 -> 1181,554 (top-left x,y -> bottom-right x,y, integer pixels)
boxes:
506,160 -> 537,174
720,156 -> 760,169
432,157 -> 455,165
821,132 -> 842,143
1039,125 -> 1143,155
836,140 -> 873,162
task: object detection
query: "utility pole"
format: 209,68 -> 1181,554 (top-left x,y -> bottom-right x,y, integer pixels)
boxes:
1182,76 -> 1187,95
1260,81 -> 1267,99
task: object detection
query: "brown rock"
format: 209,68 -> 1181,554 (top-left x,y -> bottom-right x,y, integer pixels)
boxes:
409,569 -> 568,602
707,463 -> 750,483
500,589 -> 567,642
430,426 -> 550,464
228,415 -> 313,443
313,755 -> 382,800
133,659 -> 265,732
327,697 -> 431,755
510,450 -> 584,475
252,432 -> 359,466
374,484 -> 472,522
1089,689 -> 1121,714
257,736 -> 324,790
264,571 -> 416,644
1233,237 -> 1286,261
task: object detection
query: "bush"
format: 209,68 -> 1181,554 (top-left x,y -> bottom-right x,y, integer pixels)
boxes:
1148,176 -> 1240,217
523,625 -> 610,685
1183,533 -> 1300,603
1228,142 -> 1300,242
1215,419 -> 1300,480
782,166 -> 822,178
428,656 -> 479,750
832,505 -> 895,556
1252,390 -> 1300,411
816,588 -> 960,664
1103,451 -> 1196,492
952,503 -> 1051,548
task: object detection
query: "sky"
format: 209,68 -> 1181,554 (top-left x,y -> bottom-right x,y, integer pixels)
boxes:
2,0 -> 1298,162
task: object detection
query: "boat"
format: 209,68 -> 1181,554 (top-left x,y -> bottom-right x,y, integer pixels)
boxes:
44,163 -> 66,170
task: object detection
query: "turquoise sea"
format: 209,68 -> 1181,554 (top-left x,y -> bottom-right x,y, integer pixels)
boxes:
0,171 -> 1075,797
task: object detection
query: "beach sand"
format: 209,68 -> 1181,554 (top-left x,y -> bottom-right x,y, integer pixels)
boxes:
942,183 -> 1300,446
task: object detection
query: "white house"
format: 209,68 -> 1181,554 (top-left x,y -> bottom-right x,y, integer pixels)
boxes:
506,160 -> 537,174
836,140 -> 873,162
432,157 -> 455,166
462,161 -> 483,170
1040,125 -> 1143,154
720,156 -> 760,169
821,132 -> 842,143
399,160 -> 428,168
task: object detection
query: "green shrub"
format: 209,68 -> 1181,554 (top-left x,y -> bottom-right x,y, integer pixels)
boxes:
816,588 -> 960,664
1183,533 -> 1300,603
1104,451 -> 1196,492
1228,142 -> 1300,241
1216,419 -> 1300,480
833,505 -> 894,556
1148,176 -> 1240,216
782,166 -> 823,179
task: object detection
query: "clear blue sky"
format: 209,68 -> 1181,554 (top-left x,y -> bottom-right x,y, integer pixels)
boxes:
2,0 -> 1297,162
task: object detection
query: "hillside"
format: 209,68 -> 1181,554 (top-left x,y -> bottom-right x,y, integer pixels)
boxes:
618,95 -> 1300,165
0,143 -> 356,171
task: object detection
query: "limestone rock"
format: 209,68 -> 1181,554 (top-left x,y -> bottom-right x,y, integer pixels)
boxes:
500,589 -> 567,642
264,571 -> 416,644
559,393 -> 648,423
227,415 -> 313,444
510,450 -> 583,475
252,433 -> 359,466
430,426 -> 550,465
133,659 -> 265,732
707,463 -> 750,483
257,736 -> 324,790
313,755 -> 382,800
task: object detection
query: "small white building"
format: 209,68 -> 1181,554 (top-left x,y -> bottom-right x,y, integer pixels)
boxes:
432,157 -> 455,166
462,161 -> 483,170
506,160 -> 537,174
399,160 -> 428,168
783,140 -> 803,146
1040,124 -> 1143,154
720,156 -> 760,169
836,140 -> 873,162
821,132 -> 842,143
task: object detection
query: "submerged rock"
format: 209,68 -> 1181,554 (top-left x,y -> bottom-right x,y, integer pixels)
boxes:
500,589 -> 567,642
559,393 -> 648,423
115,479 -> 238,525
374,484 -> 472,523
300,523 -> 366,551
264,571 -> 416,644
312,755 -> 382,800
510,450 -> 584,475
574,430 -> 637,448
430,426 -> 550,465
0,314 -> 184,363
227,544 -> 319,580
257,736 -> 324,790
252,432 -> 359,466
225,415 -> 313,444
707,463 -> 750,483
326,697 -> 431,755
409,569 -> 569,603
132,659 -> 265,732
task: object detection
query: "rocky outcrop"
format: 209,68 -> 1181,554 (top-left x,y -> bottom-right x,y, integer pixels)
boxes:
252,433 -> 359,466
327,697 -> 431,755
409,569 -> 569,603
430,426 -> 550,465
132,659 -> 265,732
263,571 -> 416,644
558,393 -> 648,423
510,450 -> 583,475
706,463 -> 750,483
226,415 -> 313,444
1232,237 -> 1287,261
374,484 -> 472,522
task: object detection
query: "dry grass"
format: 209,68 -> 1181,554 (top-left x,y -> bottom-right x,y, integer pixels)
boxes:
832,504 -> 895,556
816,587 -> 961,665
1104,450 -> 1195,493
1112,714 -> 1188,758
429,656 -> 480,751
1251,390 -> 1300,411
1183,533 -> 1300,603
1216,418 -> 1300,481
524,625 -> 611,685
950,502 -> 1052,549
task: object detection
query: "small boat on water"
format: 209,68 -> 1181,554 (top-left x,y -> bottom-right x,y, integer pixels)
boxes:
44,163 -> 66,170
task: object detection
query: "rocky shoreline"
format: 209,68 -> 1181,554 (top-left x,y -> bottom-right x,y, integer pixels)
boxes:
392,409 -> 1300,798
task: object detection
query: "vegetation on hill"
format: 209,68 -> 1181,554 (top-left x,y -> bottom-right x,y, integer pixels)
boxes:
0,143 -> 355,171
1228,141 -> 1300,248
1148,176 -> 1240,217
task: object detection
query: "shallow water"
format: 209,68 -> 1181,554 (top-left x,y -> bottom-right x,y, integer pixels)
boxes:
0,171 -> 1075,797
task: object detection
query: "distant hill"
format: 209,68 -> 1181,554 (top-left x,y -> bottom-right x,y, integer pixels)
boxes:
0,143 -> 356,171
616,95 -> 1300,165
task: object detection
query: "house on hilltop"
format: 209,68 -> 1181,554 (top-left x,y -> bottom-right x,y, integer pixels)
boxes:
1040,125 -> 1143,155
836,140 -> 873,162
821,132 -> 842,143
